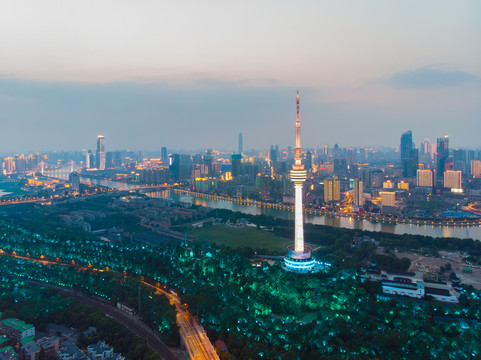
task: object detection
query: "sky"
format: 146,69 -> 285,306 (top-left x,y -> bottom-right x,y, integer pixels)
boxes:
1,0 -> 480,153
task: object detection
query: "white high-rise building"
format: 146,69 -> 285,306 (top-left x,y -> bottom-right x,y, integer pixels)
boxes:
444,170 -> 462,189
417,169 -> 434,187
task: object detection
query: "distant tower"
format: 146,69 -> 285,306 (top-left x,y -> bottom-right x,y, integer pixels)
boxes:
161,147 -> 168,161
400,130 -> 418,177
284,92 -> 319,273
422,138 -> 431,155
238,132 -> 243,154
270,145 -> 278,166
86,150 -> 94,170
97,135 -> 106,170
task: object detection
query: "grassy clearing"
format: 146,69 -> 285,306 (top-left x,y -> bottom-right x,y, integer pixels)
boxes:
187,225 -> 290,253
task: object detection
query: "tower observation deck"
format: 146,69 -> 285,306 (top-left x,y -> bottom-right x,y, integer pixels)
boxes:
284,92 -> 321,273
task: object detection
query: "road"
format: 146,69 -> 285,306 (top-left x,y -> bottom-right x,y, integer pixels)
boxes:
142,281 -> 219,360
2,252 -> 218,360
6,278 -> 179,360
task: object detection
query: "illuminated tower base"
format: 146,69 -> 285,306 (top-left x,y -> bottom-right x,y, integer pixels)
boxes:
284,245 -> 319,273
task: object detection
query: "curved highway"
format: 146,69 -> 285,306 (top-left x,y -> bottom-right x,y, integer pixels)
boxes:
141,281 -> 219,360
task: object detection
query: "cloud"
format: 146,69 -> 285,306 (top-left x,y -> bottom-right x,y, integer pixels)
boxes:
384,67 -> 480,89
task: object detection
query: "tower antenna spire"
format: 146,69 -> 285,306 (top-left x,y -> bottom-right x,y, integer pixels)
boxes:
294,91 -> 303,169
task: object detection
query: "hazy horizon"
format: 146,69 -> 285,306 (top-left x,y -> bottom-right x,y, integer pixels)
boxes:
1,1 -> 480,152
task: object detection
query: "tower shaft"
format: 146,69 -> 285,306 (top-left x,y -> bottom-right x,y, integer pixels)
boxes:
290,91 -> 306,252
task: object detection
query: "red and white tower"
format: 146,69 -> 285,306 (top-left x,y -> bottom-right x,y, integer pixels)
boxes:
285,91 -> 318,273
291,91 -> 307,252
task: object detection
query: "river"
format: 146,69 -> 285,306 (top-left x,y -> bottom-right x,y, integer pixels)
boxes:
0,190 -> 12,198
47,171 -> 481,240
146,190 -> 481,241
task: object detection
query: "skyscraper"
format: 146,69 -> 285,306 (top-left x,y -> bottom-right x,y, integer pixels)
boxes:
436,135 -> 449,179
284,92 -> 319,273
422,138 -> 431,155
97,135 -> 106,170
400,131 -> 412,160
238,132 -> 243,154
353,179 -> 364,207
231,154 -> 242,178
269,145 -> 278,166
305,151 -> 312,172
161,147 -> 167,161
85,150 -> 94,170
400,130 -> 418,177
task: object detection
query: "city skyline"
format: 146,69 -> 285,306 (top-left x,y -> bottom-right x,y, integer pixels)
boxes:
1,1 -> 480,152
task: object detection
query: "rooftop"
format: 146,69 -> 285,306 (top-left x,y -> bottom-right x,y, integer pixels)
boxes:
0,318 -> 34,332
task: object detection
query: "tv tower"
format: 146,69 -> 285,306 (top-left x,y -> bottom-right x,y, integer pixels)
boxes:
284,91 -> 320,273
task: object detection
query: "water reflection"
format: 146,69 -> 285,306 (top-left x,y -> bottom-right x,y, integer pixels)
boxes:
157,190 -> 481,240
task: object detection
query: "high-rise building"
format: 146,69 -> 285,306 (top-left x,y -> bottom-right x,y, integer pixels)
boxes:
471,160 -> 481,178
161,147 -> 167,161
417,169 -> 434,187
400,130 -> 418,177
398,181 -> 409,190
269,145 -> 278,166
353,179 -> 364,207
169,154 -> 180,181
436,135 -> 449,179
203,151 -> 213,176
2,157 -> 14,175
69,172 -> 80,191
346,148 -> 355,166
453,149 -> 467,174
380,191 -> 396,214
444,170 -> 462,189
324,176 -> 340,203
14,155 -> 27,173
86,150 -> 94,170
231,154 -> 242,178
305,151 -> 312,172
359,167 -> 372,188
380,191 -> 396,207
422,138 -> 431,155
372,170 -> 384,188
284,92 -> 319,273
238,132 -> 243,154
383,180 -> 395,189
96,135 -> 106,170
